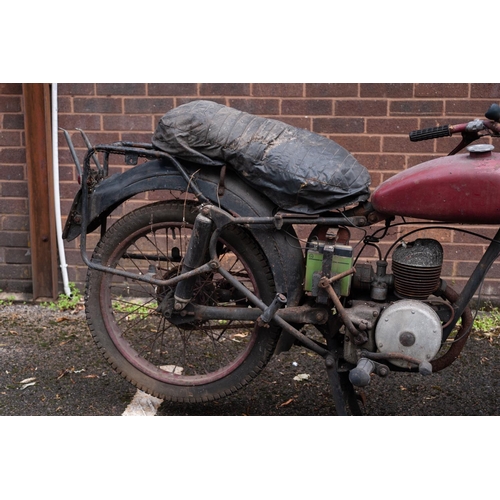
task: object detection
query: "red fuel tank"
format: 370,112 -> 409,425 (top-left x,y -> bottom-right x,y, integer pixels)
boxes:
371,145 -> 500,224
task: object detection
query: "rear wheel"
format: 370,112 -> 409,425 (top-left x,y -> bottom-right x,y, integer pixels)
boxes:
85,201 -> 280,402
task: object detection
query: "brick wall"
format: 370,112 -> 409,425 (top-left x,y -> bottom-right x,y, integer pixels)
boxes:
1,83 -> 500,300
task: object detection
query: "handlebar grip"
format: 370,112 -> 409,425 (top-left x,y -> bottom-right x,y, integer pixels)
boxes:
409,125 -> 451,142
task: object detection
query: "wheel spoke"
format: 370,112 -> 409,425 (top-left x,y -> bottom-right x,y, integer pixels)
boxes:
87,201 -> 279,401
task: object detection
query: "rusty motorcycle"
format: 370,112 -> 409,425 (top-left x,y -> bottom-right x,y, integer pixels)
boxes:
62,101 -> 500,415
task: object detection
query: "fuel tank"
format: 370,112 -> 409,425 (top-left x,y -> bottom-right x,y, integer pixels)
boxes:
371,145 -> 500,224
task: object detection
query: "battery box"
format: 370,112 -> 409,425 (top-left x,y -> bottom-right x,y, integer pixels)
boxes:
305,243 -> 353,296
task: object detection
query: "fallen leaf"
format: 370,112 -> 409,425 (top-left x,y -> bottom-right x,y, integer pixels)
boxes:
293,373 -> 310,381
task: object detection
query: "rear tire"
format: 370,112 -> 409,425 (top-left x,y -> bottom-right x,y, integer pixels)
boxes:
85,201 -> 280,402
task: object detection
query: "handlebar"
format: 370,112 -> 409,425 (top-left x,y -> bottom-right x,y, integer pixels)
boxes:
409,125 -> 452,142
409,103 -> 500,142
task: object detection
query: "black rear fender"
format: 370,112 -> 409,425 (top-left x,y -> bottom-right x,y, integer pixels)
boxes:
63,158 -> 304,306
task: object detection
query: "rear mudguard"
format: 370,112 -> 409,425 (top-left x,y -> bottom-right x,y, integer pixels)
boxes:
64,158 -> 305,309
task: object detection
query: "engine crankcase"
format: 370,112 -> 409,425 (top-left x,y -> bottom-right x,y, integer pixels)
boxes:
375,300 -> 442,369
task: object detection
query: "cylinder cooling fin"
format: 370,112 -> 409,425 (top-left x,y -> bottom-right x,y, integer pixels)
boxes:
392,238 -> 443,300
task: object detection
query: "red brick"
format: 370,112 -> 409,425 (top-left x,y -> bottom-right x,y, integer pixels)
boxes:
419,118 -> 454,129
58,84 -> 95,96
306,83 -> 358,97
58,182 -> 81,200
0,194 -> 26,214
58,114 -> 101,130
56,165 -> 75,182
445,100 -> 493,117
313,118 -> 365,134
121,132 -> 155,143
228,98 -> 280,115
1,215 -> 28,231
0,164 -> 24,181
176,97 -> 226,107
200,83 -> 250,96
407,154 -> 441,167
360,83 -> 413,98
0,83 -> 22,94
56,96 -> 72,113
5,248 -> 30,264
335,99 -> 387,117
471,83 -> 500,98
125,98 -> 174,114
102,115 -> 153,131
435,135 -> 468,154
74,97 -> 123,113
252,83 -> 303,97
330,134 -> 381,153
415,83 -> 469,98
0,131 -> 21,146
383,136 -> 435,153
0,263 -> 31,279
148,83 -> 198,96
1,181 -> 28,198
277,116 -> 311,130
0,96 -> 22,112
0,277 -> 32,293
442,243 -> 486,261
313,117 -> 364,134
0,147 -> 26,164
356,153 -> 406,171
390,100 -> 444,116
0,230 -> 29,247
453,227 -> 499,244
96,83 -> 146,96
366,118 -> 419,135
282,99 -> 332,116
3,113 -> 24,130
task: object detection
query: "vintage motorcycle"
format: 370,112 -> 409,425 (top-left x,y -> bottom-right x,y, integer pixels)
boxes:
62,101 -> 500,415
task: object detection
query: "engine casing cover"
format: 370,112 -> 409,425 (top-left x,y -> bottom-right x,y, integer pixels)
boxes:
375,300 -> 442,369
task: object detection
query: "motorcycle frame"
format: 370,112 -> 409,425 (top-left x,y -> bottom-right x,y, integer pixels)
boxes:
66,134 -> 500,359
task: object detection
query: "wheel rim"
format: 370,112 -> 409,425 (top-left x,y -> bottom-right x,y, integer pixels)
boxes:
99,220 -> 265,386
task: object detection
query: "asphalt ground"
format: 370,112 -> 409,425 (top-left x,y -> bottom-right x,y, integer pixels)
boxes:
2,303 -> 500,417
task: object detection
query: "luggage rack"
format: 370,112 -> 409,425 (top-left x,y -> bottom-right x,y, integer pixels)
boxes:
60,127 -> 210,203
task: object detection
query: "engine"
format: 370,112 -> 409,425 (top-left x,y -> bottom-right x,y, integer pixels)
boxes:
351,238 -> 446,382
305,233 -> 448,384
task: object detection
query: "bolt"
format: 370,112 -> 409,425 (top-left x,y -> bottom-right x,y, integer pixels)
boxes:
325,356 -> 335,369
399,331 -> 416,347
